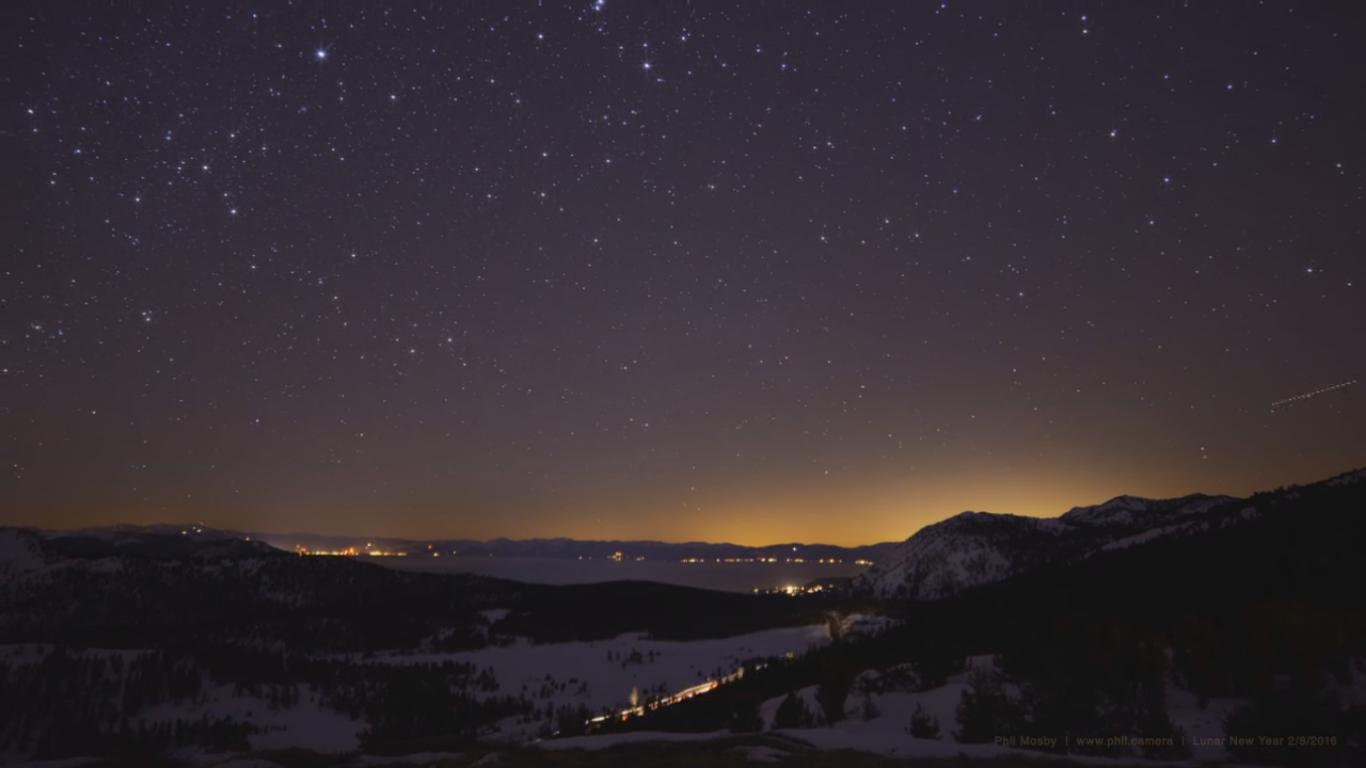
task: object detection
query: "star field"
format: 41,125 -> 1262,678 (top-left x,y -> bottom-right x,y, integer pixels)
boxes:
3,2 -> 1365,544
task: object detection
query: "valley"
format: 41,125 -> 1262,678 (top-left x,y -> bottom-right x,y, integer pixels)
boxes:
2,469 -> 1363,766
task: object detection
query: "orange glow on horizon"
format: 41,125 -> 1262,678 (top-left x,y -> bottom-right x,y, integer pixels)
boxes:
14,458 -> 1363,547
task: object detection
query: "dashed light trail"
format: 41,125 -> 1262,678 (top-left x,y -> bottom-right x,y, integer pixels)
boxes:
1270,380 -> 1358,411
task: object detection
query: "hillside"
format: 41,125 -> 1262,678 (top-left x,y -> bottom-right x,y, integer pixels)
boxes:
603,469 -> 1366,766
857,491 -> 1242,599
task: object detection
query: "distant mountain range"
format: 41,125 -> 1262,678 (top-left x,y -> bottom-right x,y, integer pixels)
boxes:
857,468 -> 1366,599
261,532 -> 903,565
2,523 -> 901,567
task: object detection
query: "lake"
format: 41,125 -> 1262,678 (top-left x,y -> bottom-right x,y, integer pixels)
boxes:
373,554 -> 869,593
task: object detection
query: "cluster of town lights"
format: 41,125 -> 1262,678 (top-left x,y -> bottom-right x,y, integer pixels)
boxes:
290,546 -> 873,567
293,545 -> 408,557
753,583 -> 828,596
680,556 -> 873,565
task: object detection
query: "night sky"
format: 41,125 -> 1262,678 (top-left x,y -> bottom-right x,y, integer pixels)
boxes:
4,2 -> 1364,545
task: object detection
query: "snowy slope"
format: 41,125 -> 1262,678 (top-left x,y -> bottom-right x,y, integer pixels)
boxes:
547,657 -> 1248,764
858,493 -> 1237,599
138,685 -> 365,753
352,624 -> 831,740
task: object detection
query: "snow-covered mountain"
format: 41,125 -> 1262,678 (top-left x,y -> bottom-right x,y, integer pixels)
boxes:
857,492 -> 1240,600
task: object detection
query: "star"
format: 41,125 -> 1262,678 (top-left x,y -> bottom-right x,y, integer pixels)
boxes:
5,1 -> 1363,551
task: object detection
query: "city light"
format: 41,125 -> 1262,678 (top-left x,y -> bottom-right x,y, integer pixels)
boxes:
290,545 -> 410,557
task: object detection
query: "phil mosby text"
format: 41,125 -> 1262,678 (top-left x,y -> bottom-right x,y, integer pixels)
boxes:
994,735 -> 1174,749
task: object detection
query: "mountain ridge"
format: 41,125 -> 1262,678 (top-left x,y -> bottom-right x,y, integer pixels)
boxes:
0,524 -> 900,568
857,468 -> 1365,600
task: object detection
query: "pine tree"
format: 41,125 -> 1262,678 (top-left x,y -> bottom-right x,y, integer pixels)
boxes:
773,692 -> 811,729
907,703 -> 941,739
955,666 -> 1020,743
